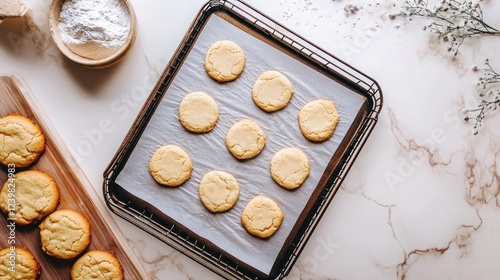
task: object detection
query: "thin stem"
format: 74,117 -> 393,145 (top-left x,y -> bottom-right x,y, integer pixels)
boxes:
404,0 -> 500,55
464,59 -> 500,135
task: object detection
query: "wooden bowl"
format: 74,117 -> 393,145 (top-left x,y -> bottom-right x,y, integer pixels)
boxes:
49,0 -> 137,68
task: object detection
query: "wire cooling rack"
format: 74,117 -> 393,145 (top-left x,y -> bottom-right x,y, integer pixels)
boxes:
103,1 -> 382,279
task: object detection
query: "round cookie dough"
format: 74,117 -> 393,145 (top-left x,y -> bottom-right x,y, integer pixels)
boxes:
178,92 -> 219,133
0,114 -> 45,167
0,170 -> 60,226
225,119 -> 266,160
205,40 -> 245,82
71,250 -> 124,280
241,195 -> 284,239
149,145 -> 193,187
270,148 -> 310,190
252,70 -> 294,112
199,170 -> 239,213
39,209 -> 91,259
298,99 -> 339,142
0,246 -> 40,280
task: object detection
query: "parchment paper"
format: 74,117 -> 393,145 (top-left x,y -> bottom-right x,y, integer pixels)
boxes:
115,14 -> 366,275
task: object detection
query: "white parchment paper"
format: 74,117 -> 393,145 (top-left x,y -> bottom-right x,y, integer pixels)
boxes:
115,14 -> 366,275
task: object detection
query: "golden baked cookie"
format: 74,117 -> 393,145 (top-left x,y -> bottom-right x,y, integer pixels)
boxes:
270,148 -> 310,190
71,250 -> 123,280
178,92 -> 219,133
205,40 -> 245,82
0,114 -> 45,167
298,99 -> 339,142
149,145 -> 193,187
241,195 -> 284,239
225,119 -> 266,160
0,170 -> 60,226
199,170 -> 239,213
0,246 -> 40,280
252,70 -> 294,112
39,209 -> 91,259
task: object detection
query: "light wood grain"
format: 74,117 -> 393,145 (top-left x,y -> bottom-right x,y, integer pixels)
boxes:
0,75 -> 145,280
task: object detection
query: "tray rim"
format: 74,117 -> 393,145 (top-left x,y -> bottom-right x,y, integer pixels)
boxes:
103,0 -> 383,279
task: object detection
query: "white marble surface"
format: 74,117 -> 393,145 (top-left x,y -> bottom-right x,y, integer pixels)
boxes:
1,0 -> 500,279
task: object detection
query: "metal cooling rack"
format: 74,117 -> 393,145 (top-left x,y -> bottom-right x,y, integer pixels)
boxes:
103,1 -> 382,279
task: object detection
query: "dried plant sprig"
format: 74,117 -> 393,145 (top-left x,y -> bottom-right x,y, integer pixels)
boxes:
464,59 -> 500,135
474,59 -> 500,89
404,0 -> 500,55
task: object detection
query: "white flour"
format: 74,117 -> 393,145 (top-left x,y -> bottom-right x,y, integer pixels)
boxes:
58,0 -> 130,48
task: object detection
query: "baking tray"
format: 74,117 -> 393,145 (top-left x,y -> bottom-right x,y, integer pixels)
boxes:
0,75 -> 146,279
103,1 -> 382,279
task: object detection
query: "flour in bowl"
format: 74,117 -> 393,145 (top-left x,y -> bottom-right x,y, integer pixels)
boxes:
58,0 -> 131,48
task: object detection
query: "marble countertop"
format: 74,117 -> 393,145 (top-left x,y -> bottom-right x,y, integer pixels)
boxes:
1,0 -> 500,279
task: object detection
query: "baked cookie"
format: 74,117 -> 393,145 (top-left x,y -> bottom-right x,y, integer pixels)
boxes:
0,114 -> 45,167
252,70 -> 294,112
39,209 -> 91,259
0,246 -> 40,280
241,195 -> 284,239
199,170 -> 239,213
149,145 -> 193,187
178,92 -> 219,133
0,170 -> 60,226
205,40 -> 245,82
71,250 -> 123,280
225,119 -> 266,160
298,99 -> 339,142
270,148 -> 310,190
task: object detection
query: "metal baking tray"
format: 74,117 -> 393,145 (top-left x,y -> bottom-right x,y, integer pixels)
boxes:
103,1 -> 382,279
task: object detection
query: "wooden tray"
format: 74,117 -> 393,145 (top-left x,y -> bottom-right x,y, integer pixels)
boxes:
0,75 -> 146,279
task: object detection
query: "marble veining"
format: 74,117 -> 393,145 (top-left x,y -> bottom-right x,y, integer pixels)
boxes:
1,0 -> 500,279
